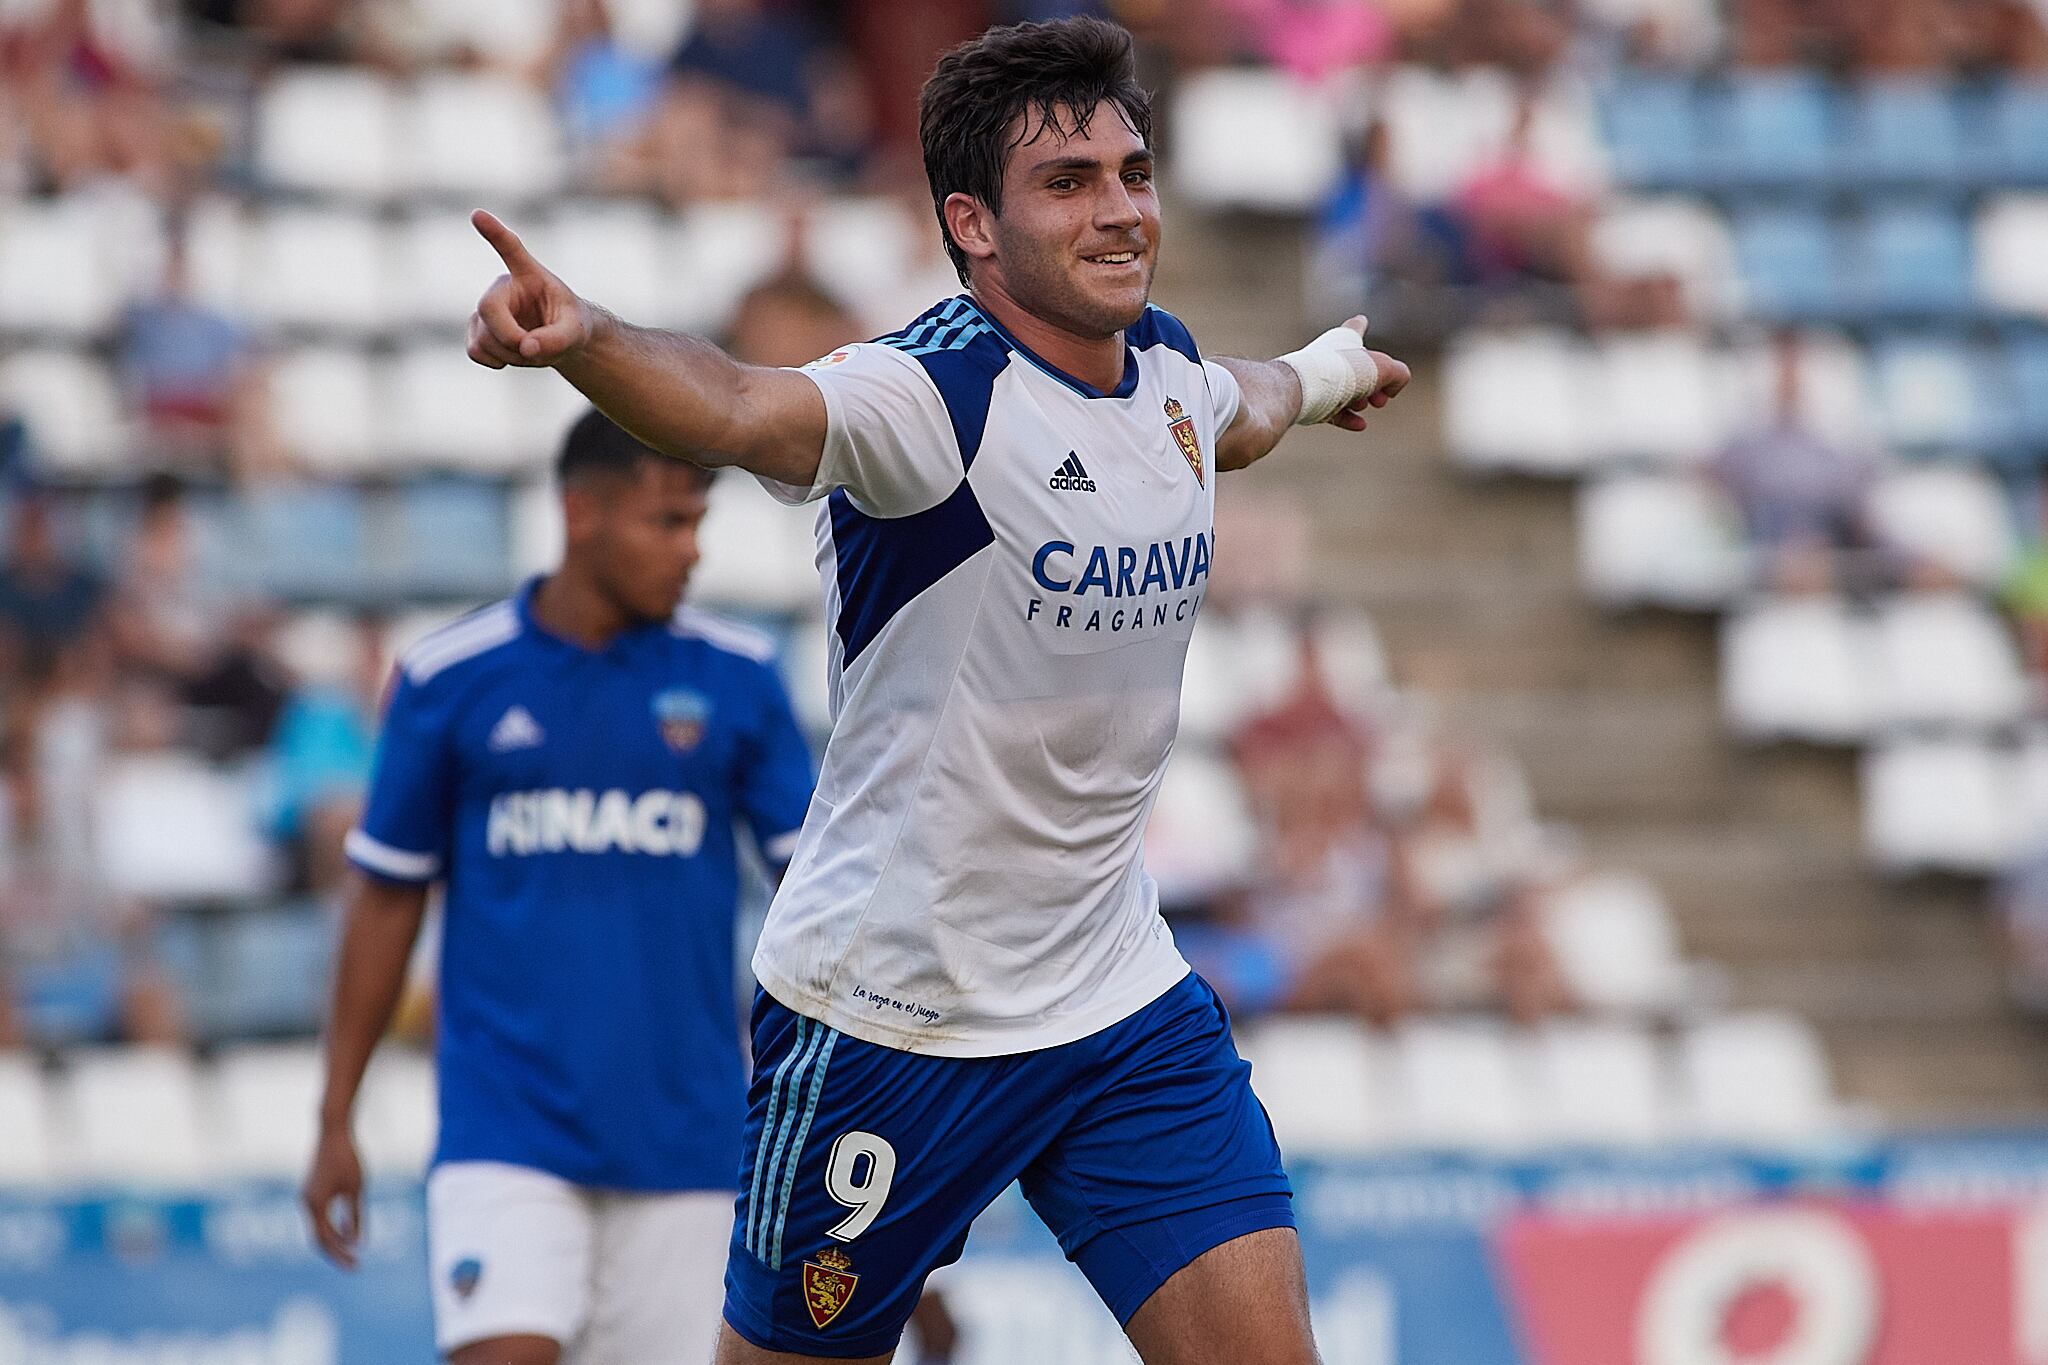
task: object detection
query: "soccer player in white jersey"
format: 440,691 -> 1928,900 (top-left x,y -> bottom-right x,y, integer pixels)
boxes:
463,18 -> 1408,1364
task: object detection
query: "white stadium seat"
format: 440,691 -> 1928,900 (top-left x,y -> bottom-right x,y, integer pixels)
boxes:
401,72 -> 564,202
1578,473 -> 1747,610
1542,871 -> 1691,1014
1592,197 -> 1743,321
383,344 -> 531,473
1976,194 -> 2048,319
255,69 -> 399,199
57,1047 -> 213,1184
1869,594 -> 2027,731
1169,68 -> 1342,211
1522,1020 -> 1671,1147
1591,331 -> 1730,468
392,211 -> 503,330
358,1047 -> 437,1176
1729,330 -> 1878,450
1720,596 -> 1877,744
668,203 -> 790,335
0,196 -> 131,336
212,1044 -> 326,1180
1444,329 -> 1593,475
248,208 -> 390,334
269,346 -> 385,474
537,202 -> 670,328
1870,337 -> 1980,451
404,0 -> 555,65
1177,613 -> 1257,743
803,197 -> 921,330
1867,464 -> 2018,587
1862,738 -> 2018,874
0,1053 -> 58,1185
1236,1017 -> 1394,1154
2014,727 -> 2048,852
689,474 -> 822,614
507,475 -> 563,582
94,754 -> 280,899
1676,1012 -> 1838,1145
1389,1019 -> 1532,1151
0,350 -> 129,475
1145,746 -> 1257,907
1380,65 -> 1515,203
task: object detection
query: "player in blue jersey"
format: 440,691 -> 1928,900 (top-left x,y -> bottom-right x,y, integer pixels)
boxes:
462,17 -> 1409,1364
301,410 -> 817,1365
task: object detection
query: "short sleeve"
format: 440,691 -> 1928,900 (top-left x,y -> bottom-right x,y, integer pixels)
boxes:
735,661 -> 816,868
1202,358 -> 1243,434
345,668 -> 458,883
757,343 -> 966,518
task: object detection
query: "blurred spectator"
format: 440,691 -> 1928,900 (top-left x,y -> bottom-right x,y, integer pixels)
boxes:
1311,120 -> 1477,333
1211,0 -> 1394,82
107,474 -> 284,752
542,0 -> 669,177
725,268 -> 865,368
2001,486 -> 2048,695
265,611 -> 379,866
0,493 -> 106,681
119,234 -> 263,468
1997,843 -> 2048,1016
1709,331 -> 1915,596
180,0 -> 390,66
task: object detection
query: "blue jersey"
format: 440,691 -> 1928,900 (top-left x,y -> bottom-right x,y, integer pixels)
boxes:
345,582 -> 815,1191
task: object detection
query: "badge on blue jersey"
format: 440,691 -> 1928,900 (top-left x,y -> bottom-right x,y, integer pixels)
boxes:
653,688 -> 713,754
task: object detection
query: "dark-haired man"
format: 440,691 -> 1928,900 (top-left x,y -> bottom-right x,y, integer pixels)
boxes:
465,17 -> 1410,1364
302,410 -> 816,1365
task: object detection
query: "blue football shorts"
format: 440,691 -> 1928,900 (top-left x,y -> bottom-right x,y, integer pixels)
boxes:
721,971 -> 1295,1358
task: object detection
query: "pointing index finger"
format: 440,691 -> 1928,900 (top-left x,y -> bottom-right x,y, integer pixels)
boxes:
473,209 -> 541,278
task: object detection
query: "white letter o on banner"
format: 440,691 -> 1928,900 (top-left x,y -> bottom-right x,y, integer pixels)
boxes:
1635,1209 -> 1879,1365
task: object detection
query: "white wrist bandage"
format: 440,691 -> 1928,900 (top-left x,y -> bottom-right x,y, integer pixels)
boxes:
1277,325 -> 1378,426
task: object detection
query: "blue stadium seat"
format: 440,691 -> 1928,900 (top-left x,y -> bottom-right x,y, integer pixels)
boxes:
2009,330 -> 2048,455
1852,203 -> 1975,321
1995,82 -> 2048,184
390,478 -> 512,598
1847,80 -> 1964,188
1602,73 -> 1705,187
1711,73 -> 1836,188
242,484 -> 367,601
1733,207 -> 1841,321
190,905 -> 333,1041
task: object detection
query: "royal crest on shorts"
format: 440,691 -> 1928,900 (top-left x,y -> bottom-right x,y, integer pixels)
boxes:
652,688 -> 711,754
1165,397 -> 1204,488
802,1247 -> 860,1329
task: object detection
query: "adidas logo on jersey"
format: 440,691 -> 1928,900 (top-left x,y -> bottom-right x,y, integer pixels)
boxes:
1048,452 -> 1097,493
488,705 -> 545,752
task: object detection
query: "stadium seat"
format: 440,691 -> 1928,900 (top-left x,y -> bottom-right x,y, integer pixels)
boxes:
1868,334 -> 2005,453
177,194 -> 251,316
384,344 -> 532,472
0,1053 -> 57,1184
358,1047 -> 437,1175
0,196 -> 129,337
1590,330 -> 1728,467
1542,871 -> 1691,1014
254,68 -> 399,199
1169,67 -> 1343,211
1866,465 -> 2018,587
668,202 -> 790,335
2010,727 -> 2048,851
1442,330 -> 1593,475
1850,204 -> 1975,321
1577,473 -> 1747,610
1380,65 -> 1518,203
1711,73 -> 1836,189
1178,614 -> 1261,743
0,350 -> 129,475
1977,197 -> 2048,319
242,483 -> 369,599
1590,196 -> 1742,321
1728,328 -> 1878,450
1235,1017 -> 1394,1154
404,0 -> 554,65
248,208 -> 390,335
1994,81 -> 2048,185
392,480 -> 513,599
1389,1019 -> 1532,1151
1522,1021 -> 1670,1147
1862,738 -> 2017,874
1846,80 -> 1965,188
1676,1012 -> 1838,1144
1870,594 -> 2027,731
536,201 -> 669,327
392,210 -> 503,331
1733,206 -> 1842,321
1311,610 -> 1393,713
507,475 -> 562,582
191,907 -> 334,1041
212,1044 -> 326,1179
803,197 -> 922,332
398,72 -> 564,202
268,347 -> 384,475
1145,747 -> 1257,908
689,474 -> 822,614
1599,72 -> 1704,187
56,1046 -> 214,1184
2011,329 -> 2048,451
95,755 -> 278,899
1721,596 -> 1877,744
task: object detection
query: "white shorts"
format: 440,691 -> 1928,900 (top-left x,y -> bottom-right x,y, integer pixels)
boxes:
426,1161 -> 733,1364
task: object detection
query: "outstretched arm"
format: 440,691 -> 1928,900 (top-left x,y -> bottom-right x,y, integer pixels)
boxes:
466,210 -> 828,489
1212,315 -> 1411,473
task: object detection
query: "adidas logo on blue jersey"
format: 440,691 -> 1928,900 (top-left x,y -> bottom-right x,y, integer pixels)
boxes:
488,705 -> 544,753
1048,452 -> 1097,493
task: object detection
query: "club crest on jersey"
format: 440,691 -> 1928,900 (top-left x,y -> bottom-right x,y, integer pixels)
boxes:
652,688 -> 711,754
1165,397 -> 1204,488
802,1247 -> 860,1329
451,1257 -> 483,1300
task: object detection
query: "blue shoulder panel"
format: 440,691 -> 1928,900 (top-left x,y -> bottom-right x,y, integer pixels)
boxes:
829,483 -> 994,667
1127,305 -> 1201,364
877,295 -> 1010,469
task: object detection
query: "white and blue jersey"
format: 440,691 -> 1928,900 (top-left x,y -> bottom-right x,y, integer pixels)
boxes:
755,295 -> 1243,1057
345,583 -> 815,1191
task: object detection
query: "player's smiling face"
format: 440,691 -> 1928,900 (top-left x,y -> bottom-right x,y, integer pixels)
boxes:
989,100 -> 1159,340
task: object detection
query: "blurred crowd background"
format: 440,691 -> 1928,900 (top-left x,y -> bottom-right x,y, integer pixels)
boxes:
7,0 -> 2048,1181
